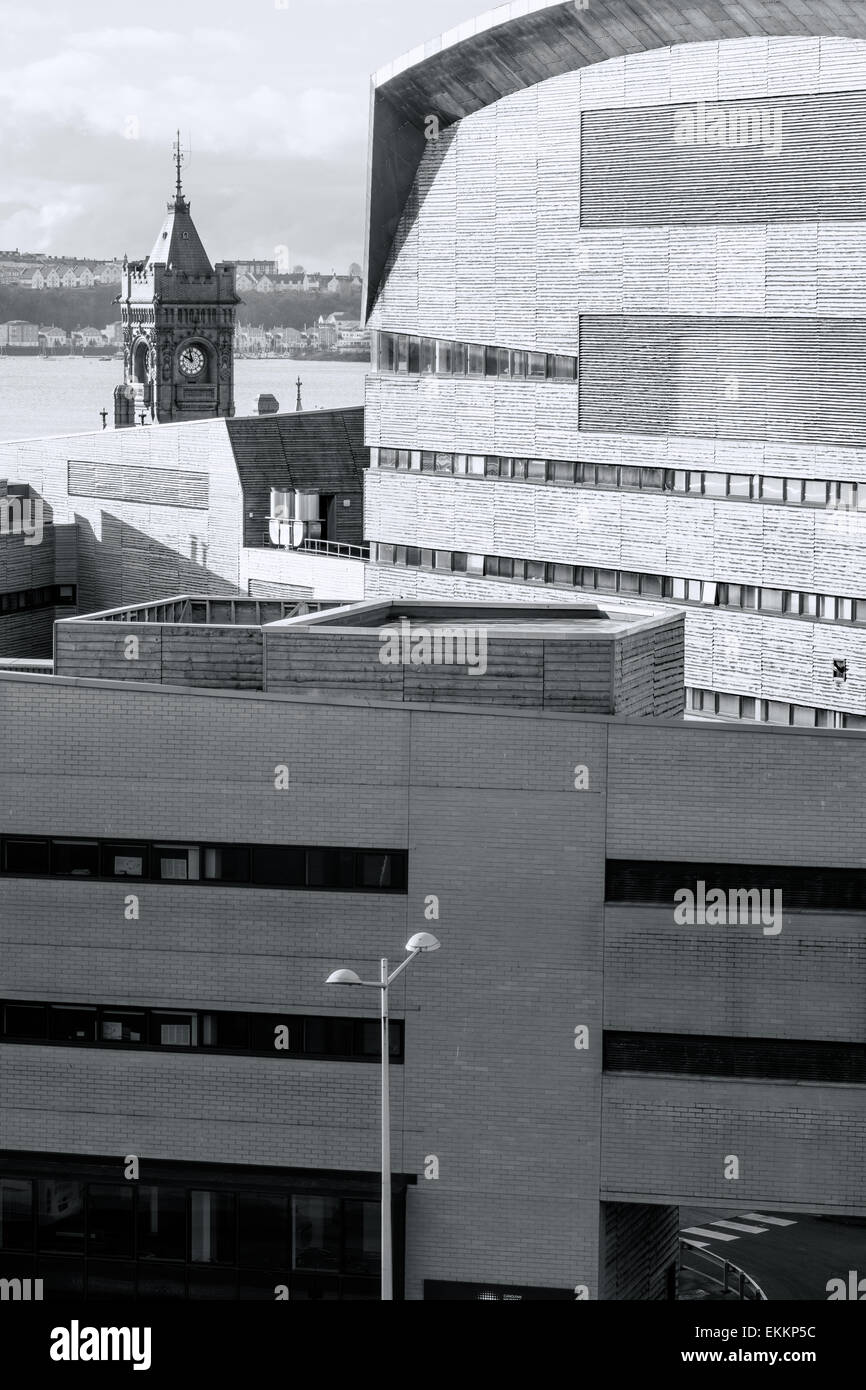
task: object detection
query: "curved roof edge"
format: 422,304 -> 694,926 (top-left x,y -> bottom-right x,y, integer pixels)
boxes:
363,0 -> 866,321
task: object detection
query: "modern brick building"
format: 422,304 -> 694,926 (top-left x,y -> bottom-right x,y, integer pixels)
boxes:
362,0 -> 866,731
0,406 -> 368,657
0,597 -> 863,1300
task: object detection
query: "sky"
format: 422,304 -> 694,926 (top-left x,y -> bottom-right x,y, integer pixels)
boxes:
0,0 -> 497,270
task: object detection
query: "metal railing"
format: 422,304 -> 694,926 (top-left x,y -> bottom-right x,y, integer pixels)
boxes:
60,595 -> 334,627
261,534 -> 370,560
678,1238 -> 767,1301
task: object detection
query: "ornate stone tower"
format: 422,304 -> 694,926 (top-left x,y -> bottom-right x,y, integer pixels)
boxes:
114,135 -> 239,427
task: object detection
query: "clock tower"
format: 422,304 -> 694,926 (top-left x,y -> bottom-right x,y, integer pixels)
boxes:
114,135 -> 239,427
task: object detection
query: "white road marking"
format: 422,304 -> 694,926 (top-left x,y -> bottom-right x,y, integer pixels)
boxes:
710,1219 -> 769,1234
739,1212 -> 796,1227
681,1226 -> 738,1241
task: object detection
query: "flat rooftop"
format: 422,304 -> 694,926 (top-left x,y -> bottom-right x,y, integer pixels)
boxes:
269,598 -> 679,639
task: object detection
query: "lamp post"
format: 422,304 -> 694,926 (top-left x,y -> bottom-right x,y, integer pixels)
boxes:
326,931 -> 440,1301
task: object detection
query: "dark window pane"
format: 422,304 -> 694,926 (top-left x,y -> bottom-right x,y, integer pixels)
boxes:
100,1009 -> 146,1044
304,1018 -> 355,1058
553,354 -> 574,380
202,1012 -> 249,1049
419,338 -> 435,374
248,1014 -> 302,1055
251,846 -> 305,887
0,1179 -> 33,1250
498,347 -> 510,376
3,839 -> 50,874
484,346 -> 499,376
407,337 -> 420,374
306,849 -> 356,890
293,1197 -> 341,1271
343,1200 -> 380,1276
87,1185 -> 133,1257
240,1270 -> 282,1300
4,1004 -> 47,1039
452,341 -> 466,375
48,1006 -> 97,1043
528,351 -> 546,378
52,840 -> 98,877
38,1181 -> 84,1253
238,1194 -> 289,1270
190,1191 -> 236,1265
356,851 -> 405,891
202,846 -> 249,883
359,1020 -> 403,1059
87,1261 -> 136,1299
138,1187 -> 186,1262
101,843 -> 146,878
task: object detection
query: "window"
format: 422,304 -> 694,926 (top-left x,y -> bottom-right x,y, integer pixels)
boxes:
407,337 -> 420,374
150,1012 -> 196,1048
191,1191 -> 236,1265
528,351 -> 546,379
306,849 -> 355,890
434,340 -> 452,375
52,840 -> 99,877
804,479 -> 828,505
101,843 -> 146,878
203,846 -> 249,883
551,461 -> 575,484
420,338 -> 435,375
48,1005 -> 97,1043
4,1004 -> 46,1039
728,473 -> 752,498
138,1187 -> 186,1262
526,459 -> 546,482
703,472 -> 726,498
357,851 -> 405,891
761,476 -> 784,502
484,346 -> 499,376
3,839 -> 49,874
251,846 -> 305,887
760,588 -> 784,612
509,350 -> 527,377
452,341 -> 466,375
101,1010 -> 146,1044
88,1186 -> 134,1258
0,1180 -> 33,1251
467,344 -> 484,377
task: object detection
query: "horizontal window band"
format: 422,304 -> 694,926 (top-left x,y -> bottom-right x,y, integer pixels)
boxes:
0,999 -> 404,1064
0,837 -> 407,893
604,1031 -> 866,1084
605,859 -> 866,912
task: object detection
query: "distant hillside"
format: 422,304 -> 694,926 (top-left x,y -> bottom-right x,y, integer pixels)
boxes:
0,286 -> 117,331
236,291 -> 362,330
0,286 -> 363,334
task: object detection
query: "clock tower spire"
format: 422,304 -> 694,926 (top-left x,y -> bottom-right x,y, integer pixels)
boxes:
114,135 -> 239,428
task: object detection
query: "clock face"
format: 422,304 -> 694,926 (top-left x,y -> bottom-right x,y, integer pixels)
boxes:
178,345 -> 205,377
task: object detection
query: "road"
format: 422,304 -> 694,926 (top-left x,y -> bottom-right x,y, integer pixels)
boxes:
680,1206 -> 866,1299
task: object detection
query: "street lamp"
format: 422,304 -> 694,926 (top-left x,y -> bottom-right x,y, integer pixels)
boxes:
326,931 -> 441,1301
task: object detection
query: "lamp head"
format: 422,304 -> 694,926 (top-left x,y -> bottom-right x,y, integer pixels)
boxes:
405,931 -> 441,954
326,968 -> 363,985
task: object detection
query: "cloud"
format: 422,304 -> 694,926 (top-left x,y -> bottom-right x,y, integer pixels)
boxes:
0,31 -> 360,160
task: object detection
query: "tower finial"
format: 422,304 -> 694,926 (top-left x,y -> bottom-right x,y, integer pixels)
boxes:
173,128 -> 184,202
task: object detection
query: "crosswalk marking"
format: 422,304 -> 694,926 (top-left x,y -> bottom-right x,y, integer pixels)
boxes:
681,1213 -> 798,1245
682,1226 -> 738,1241
710,1219 -> 769,1234
739,1212 -> 796,1227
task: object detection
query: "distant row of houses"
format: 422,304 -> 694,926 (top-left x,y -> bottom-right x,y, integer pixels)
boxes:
0,320 -> 123,349
233,263 -> 362,298
235,312 -> 370,356
0,256 -> 124,289
0,252 -> 364,297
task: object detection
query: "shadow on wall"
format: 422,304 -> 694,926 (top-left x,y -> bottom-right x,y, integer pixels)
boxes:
72,511 -> 244,616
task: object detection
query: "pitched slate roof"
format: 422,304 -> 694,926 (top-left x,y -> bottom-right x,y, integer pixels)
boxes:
225,406 -> 368,547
